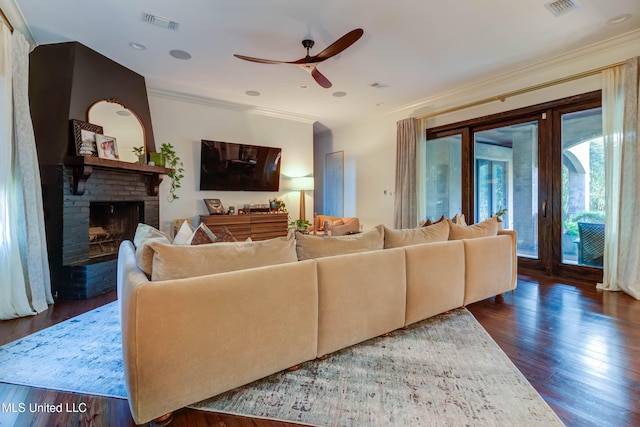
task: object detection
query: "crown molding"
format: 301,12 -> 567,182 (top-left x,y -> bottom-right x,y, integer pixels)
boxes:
398,29 -> 640,117
147,87 -> 318,124
0,0 -> 36,49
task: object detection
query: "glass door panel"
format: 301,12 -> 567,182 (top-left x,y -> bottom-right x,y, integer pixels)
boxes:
424,135 -> 462,220
474,121 -> 538,258
560,107 -> 604,267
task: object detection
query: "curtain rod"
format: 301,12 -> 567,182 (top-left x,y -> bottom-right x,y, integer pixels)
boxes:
416,61 -> 626,120
0,7 -> 14,32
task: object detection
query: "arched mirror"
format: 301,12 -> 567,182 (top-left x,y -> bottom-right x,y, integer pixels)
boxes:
88,99 -> 145,163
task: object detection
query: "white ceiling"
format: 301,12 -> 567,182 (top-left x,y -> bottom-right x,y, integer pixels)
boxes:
10,0 -> 640,131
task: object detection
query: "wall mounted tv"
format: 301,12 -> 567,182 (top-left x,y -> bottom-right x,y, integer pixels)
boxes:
200,140 -> 282,191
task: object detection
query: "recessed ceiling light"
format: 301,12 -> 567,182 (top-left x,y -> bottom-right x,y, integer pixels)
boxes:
608,13 -> 631,25
129,42 -> 146,50
332,91 -> 347,97
376,103 -> 385,107
370,82 -> 389,89
245,90 -> 261,97
299,85 -> 308,89
169,49 -> 191,60
116,110 -> 132,116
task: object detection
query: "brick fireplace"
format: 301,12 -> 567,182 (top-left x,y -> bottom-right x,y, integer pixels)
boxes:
28,42 -> 162,299
59,165 -> 160,299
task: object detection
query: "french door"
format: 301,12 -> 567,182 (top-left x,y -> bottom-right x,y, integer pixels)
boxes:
425,91 -> 603,282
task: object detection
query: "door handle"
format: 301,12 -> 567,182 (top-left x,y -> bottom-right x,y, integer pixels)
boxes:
542,200 -> 547,218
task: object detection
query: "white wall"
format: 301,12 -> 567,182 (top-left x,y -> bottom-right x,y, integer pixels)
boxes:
149,92 -> 314,235
314,30 -> 640,229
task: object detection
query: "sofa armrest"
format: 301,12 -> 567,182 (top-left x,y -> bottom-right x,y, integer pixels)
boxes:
498,229 -> 518,291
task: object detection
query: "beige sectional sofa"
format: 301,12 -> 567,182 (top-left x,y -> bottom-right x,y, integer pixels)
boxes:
117,220 -> 517,424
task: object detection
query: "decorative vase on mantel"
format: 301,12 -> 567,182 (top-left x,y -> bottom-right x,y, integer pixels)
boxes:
148,152 -> 166,167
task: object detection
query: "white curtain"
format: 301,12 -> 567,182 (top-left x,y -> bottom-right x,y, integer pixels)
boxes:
0,26 -> 53,319
598,57 -> 640,300
12,30 -> 53,312
394,118 -> 418,228
0,22 -> 34,319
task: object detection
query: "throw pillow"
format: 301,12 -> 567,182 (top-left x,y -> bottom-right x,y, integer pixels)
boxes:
149,232 -> 298,281
173,220 -> 195,245
384,220 -> 450,248
189,223 -> 217,245
447,217 -> 498,240
133,223 -> 172,276
295,224 -> 384,261
213,226 -> 238,243
133,223 -> 171,248
421,215 -> 446,227
451,213 -> 467,225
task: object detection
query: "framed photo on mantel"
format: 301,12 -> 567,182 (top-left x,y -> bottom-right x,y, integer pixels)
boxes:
204,198 -> 225,215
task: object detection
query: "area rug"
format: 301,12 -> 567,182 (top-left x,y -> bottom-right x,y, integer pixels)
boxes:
0,302 -> 563,426
0,301 -> 126,399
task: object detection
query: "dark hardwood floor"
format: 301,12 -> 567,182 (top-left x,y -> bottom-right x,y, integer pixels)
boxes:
1,274 -> 639,426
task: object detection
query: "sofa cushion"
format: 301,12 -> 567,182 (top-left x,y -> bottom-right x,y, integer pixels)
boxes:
448,217 -> 498,240
213,226 -> 238,243
384,220 -> 450,248
148,233 -> 297,281
295,224 -> 384,260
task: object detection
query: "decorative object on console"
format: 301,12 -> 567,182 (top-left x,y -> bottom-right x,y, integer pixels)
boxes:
160,142 -> 184,202
204,199 -> 225,215
291,176 -> 314,221
269,197 -> 287,213
96,134 -> 119,159
71,119 -> 102,157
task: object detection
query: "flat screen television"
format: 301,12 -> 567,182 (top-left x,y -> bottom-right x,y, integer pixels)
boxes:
199,140 -> 282,191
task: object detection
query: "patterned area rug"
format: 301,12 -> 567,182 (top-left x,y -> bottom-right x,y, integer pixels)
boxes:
192,309 -> 564,426
0,302 -> 126,398
0,302 -> 563,426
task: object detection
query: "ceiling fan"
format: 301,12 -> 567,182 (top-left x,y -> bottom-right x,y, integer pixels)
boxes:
234,28 -> 364,89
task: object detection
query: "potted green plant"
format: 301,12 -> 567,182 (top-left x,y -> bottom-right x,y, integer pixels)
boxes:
160,143 -> 184,202
493,208 -> 508,230
289,219 -> 312,233
132,146 -> 145,164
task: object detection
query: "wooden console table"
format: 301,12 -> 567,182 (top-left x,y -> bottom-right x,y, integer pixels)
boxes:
199,212 -> 289,241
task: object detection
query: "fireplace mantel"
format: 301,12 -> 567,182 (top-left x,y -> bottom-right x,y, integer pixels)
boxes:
64,156 -> 171,196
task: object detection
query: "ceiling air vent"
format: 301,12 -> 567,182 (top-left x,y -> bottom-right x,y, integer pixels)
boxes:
545,0 -> 580,17
142,13 -> 180,30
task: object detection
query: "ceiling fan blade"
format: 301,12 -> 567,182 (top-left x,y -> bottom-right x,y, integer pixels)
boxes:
311,67 -> 332,88
314,28 -> 364,61
233,54 -> 287,65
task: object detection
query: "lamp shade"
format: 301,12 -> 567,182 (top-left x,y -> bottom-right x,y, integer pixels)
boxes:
291,176 -> 315,191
